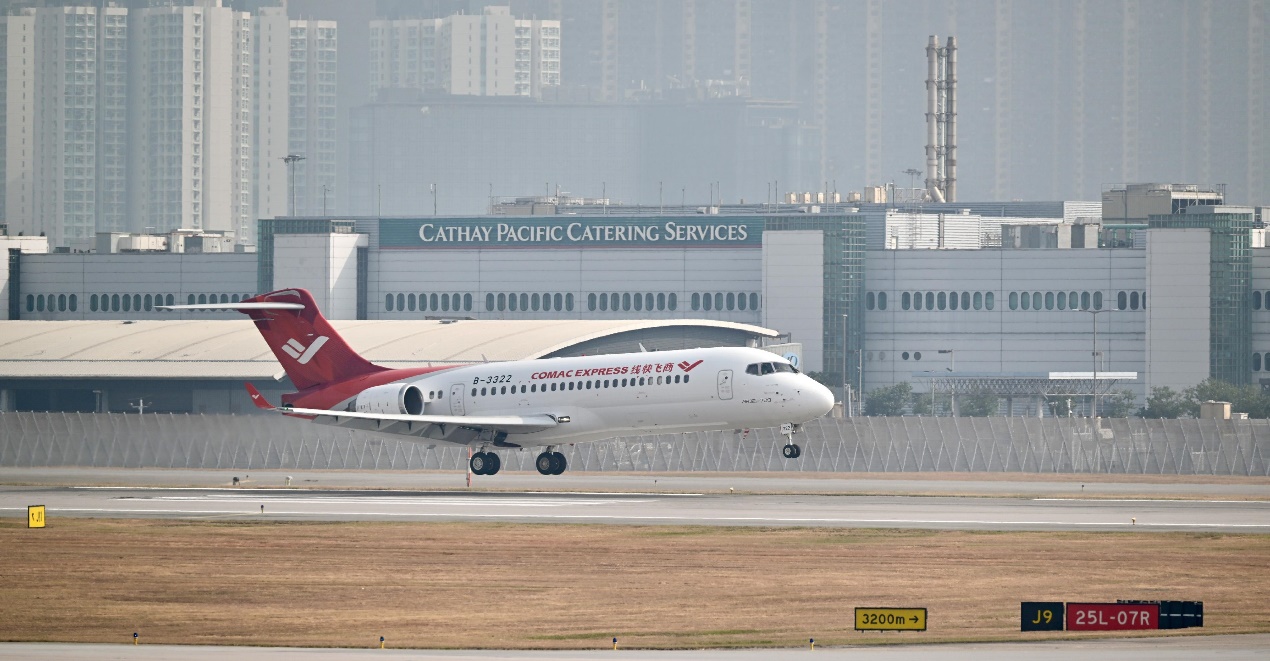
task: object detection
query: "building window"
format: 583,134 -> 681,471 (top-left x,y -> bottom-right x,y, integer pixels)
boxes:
985,292 -> 995,310
937,292 -> 947,310
497,293 -> 507,311
520,293 -> 529,310
1093,291 -> 1103,310
1119,291 -> 1129,310
902,352 -> 910,360
914,351 -> 922,360
972,292 -> 982,310
588,293 -> 597,311
657,293 -> 666,311
959,292 -> 968,310
599,293 -> 608,311
902,292 -> 911,310
90,294 -> 99,312
669,293 -> 678,311
1032,292 -> 1042,310
925,292 -> 934,310
408,293 -> 417,311
486,293 -> 495,311
867,292 -> 876,310
385,294 -> 394,311
702,293 -> 712,311
622,293 -> 631,311
914,292 -> 924,311
69,294 -> 78,312
532,293 -> 541,311
879,292 -> 888,310
441,294 -> 451,312
1045,292 -> 1054,310
726,293 -> 735,311
749,293 -> 758,310
111,294 -> 120,312
509,293 -> 518,312
1256,353 -> 1263,371
1009,292 -> 1019,310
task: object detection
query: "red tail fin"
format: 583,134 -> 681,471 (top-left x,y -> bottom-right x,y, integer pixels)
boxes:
243,289 -> 386,390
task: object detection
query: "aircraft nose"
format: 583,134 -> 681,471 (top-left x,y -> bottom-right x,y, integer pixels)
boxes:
806,379 -> 836,417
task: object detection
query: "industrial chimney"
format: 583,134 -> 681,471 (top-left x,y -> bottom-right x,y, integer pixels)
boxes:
924,36 -> 957,203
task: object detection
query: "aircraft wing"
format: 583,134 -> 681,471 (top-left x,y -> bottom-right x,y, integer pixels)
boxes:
245,383 -> 559,433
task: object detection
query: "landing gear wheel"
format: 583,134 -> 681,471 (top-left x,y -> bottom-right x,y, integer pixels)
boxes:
550,451 -> 567,475
782,444 -> 802,459
484,452 -> 501,475
470,451 -> 491,475
536,452 -> 555,475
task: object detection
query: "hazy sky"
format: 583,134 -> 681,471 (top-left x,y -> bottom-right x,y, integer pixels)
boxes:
291,0 -> 1270,207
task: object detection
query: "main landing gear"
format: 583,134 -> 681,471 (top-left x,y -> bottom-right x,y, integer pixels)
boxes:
780,422 -> 803,459
470,450 -> 502,476
535,448 -> 568,476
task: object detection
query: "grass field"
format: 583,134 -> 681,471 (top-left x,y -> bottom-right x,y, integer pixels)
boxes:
2,518 -> 1268,649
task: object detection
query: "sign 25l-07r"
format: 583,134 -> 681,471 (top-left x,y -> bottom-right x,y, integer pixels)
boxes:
1065,603 -> 1158,631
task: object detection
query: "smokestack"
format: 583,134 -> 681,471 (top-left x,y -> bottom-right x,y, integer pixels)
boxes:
946,36 -> 957,203
926,36 -> 941,202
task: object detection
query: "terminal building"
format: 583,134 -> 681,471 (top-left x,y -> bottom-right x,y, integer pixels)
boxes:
4,183 -> 1268,416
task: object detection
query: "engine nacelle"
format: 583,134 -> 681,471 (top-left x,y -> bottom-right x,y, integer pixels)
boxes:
354,383 -> 424,416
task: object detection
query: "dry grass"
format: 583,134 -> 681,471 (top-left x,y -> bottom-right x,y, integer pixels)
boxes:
2,518 -> 1268,649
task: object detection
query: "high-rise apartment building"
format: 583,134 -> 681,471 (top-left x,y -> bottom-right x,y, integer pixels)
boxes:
0,11 -> 36,239
369,6 -> 559,100
128,1 -> 252,237
0,5 -> 127,246
1,0 -> 267,247
254,5 -> 336,221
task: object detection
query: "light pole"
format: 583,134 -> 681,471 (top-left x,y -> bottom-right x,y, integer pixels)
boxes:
1084,309 -> 1112,417
841,313 -> 849,417
281,154 -> 305,216
938,349 -> 955,415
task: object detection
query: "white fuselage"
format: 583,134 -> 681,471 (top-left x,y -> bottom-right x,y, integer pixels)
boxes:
350,346 -> 834,447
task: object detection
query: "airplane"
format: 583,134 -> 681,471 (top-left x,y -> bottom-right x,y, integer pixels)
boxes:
163,288 -> 835,476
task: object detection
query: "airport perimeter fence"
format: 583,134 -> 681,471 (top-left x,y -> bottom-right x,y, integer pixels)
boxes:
1,412 -> 1268,476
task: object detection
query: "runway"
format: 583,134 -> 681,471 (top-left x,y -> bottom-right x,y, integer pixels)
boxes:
4,635 -> 1270,661
3,484 -> 1269,532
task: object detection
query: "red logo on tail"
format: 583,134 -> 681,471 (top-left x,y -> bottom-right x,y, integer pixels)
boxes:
677,359 -> 703,372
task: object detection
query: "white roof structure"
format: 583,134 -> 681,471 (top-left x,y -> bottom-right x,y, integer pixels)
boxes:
0,319 -> 779,379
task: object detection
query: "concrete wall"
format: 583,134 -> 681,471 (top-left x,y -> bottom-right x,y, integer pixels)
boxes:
762,230 -> 824,371
1146,228 -> 1211,392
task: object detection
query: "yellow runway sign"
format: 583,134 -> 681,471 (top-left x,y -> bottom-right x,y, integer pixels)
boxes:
28,505 -> 46,528
855,607 -> 927,631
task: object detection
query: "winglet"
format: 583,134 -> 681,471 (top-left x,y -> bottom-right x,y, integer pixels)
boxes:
244,382 -> 275,410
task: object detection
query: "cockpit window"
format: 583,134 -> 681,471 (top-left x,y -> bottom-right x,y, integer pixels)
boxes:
746,361 -> 801,375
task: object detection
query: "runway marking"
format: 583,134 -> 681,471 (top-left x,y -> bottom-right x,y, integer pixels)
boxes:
1034,498 -> 1270,504
5,507 -> 1269,529
146,495 -> 645,507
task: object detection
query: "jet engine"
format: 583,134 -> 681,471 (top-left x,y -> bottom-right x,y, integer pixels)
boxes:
354,383 -> 425,415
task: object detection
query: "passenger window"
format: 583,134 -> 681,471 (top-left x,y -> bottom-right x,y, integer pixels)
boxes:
684,375 -> 690,383
675,375 -> 681,383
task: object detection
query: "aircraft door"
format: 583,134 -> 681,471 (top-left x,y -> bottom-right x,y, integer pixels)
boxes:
717,370 -> 734,400
449,384 -> 466,416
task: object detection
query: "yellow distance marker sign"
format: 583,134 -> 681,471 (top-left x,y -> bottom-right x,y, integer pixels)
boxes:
855,607 -> 927,632
28,505 -> 46,528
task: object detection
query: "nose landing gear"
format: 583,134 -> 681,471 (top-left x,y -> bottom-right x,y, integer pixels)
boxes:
535,447 -> 567,475
780,422 -> 803,459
